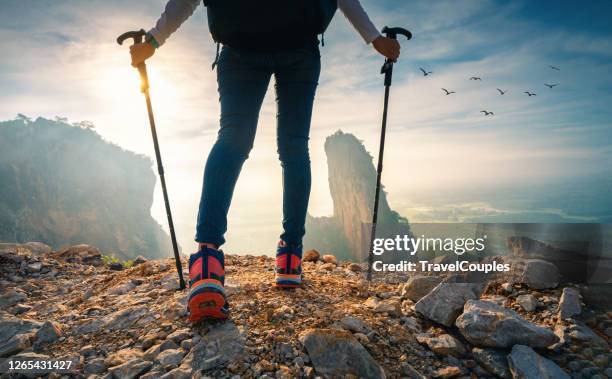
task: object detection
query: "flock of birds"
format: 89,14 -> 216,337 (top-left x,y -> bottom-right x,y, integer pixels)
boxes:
418,65 -> 562,116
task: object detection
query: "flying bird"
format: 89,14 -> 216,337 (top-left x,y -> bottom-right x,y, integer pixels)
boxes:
524,91 -> 536,96
470,77 -> 482,81
480,110 -> 494,116
497,88 -> 507,95
549,65 -> 561,71
441,88 -> 455,95
544,83 -> 559,89
419,67 -> 433,76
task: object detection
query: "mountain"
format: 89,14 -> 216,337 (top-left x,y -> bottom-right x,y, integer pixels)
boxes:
305,131 -> 412,261
1,242 -> 609,378
0,115 -> 173,260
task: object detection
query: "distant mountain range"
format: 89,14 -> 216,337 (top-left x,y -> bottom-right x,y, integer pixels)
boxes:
0,115 -> 173,260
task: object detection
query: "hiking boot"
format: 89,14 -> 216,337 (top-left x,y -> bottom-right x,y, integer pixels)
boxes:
275,240 -> 303,288
187,246 -> 229,322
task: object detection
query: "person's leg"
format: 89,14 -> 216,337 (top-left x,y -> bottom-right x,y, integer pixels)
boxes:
274,45 -> 321,246
189,47 -> 271,321
195,47 -> 272,247
273,45 -> 321,288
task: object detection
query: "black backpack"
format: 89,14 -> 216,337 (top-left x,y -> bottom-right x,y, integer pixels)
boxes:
203,0 -> 338,51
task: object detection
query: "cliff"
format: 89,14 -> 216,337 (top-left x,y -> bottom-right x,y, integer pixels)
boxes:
305,131 -> 412,261
0,116 -> 173,260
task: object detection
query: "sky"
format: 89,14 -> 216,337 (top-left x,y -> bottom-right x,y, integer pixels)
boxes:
1,0 -> 611,256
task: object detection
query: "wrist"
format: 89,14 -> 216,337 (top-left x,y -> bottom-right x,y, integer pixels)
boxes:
145,33 -> 159,49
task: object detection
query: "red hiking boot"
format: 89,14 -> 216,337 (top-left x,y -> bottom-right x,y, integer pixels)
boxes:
275,240 -> 302,288
187,247 -> 229,322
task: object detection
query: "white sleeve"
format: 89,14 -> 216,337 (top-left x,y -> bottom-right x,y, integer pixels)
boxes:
337,0 -> 381,44
148,0 -> 201,47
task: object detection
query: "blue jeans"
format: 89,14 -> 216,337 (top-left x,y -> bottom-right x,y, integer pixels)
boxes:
195,44 -> 321,247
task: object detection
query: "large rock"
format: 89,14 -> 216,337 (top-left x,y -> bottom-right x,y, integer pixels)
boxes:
0,333 -> 31,357
558,287 -> 581,319
52,244 -> 102,266
471,348 -> 511,379
365,296 -> 401,317
180,321 -> 244,373
400,275 -> 443,302
507,345 -> 570,379
340,315 -> 371,334
300,328 -> 385,379
416,334 -> 466,358
0,289 -> 27,308
511,259 -> 559,290
34,320 -> 62,347
23,242 -> 53,255
516,294 -> 537,312
0,314 -> 41,345
415,283 -> 484,326
455,300 -> 559,348
303,249 -> 320,262
156,349 -> 185,369
108,358 -> 152,379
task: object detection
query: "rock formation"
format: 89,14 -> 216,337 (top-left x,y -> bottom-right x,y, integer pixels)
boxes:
0,116 -> 173,260
305,131 -> 412,261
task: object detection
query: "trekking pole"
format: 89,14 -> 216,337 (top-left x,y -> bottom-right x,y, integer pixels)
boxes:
117,30 -> 186,290
367,26 -> 412,281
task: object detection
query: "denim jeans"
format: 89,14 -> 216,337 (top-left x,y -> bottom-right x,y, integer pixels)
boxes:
195,44 -> 321,247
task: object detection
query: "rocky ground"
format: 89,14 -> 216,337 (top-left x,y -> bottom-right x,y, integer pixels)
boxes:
1,243 -> 611,379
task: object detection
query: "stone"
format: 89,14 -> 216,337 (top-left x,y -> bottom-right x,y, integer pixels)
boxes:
23,242 -> 53,255
401,275 -> 443,302
511,259 -> 560,290
180,321 -> 244,372
567,322 -> 608,348
340,315 -> 370,334
415,283 -> 484,326
108,358 -> 152,379
456,300 -> 559,348
159,338 -> 179,352
0,333 -> 31,357
109,262 -> 124,271
471,348 -> 511,379
106,348 -> 143,367
166,328 -> 191,344
348,263 -> 362,272
52,244 -> 102,266
26,262 -> 42,272
0,289 -> 27,308
303,249 -> 320,262
416,334 -> 466,358
433,366 -> 462,378
364,297 -> 401,317
156,348 -> 185,369
516,294 -> 537,312
507,345 -> 570,379
133,255 -> 148,265
321,254 -> 337,265
400,363 -> 427,379
12,304 -> 32,315
160,367 -> 191,379
34,320 -> 62,347
558,287 -> 581,319
319,262 -> 336,271
299,328 -> 385,379
143,344 -> 161,361
84,358 -> 108,376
